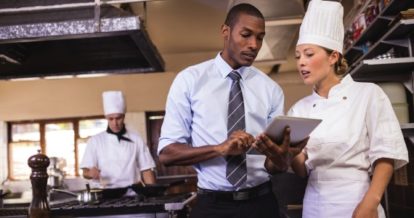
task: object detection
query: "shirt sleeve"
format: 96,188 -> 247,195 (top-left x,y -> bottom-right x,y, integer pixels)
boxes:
366,85 -> 409,169
79,136 -> 98,169
157,71 -> 193,155
268,84 -> 285,121
135,136 -> 156,171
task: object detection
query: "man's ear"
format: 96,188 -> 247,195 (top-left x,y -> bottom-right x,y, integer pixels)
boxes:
221,24 -> 230,41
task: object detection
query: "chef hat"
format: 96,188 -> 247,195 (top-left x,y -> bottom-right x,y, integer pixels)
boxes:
297,0 -> 344,54
102,91 -> 125,115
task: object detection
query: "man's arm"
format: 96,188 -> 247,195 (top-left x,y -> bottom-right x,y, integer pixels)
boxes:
141,169 -> 156,185
159,130 -> 255,166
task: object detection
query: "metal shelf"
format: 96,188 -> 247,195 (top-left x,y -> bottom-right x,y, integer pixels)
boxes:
349,19 -> 414,69
350,57 -> 414,79
382,0 -> 414,17
344,0 -> 414,63
401,123 -> 414,138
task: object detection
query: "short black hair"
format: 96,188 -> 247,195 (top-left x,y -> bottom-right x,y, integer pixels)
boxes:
224,3 -> 264,28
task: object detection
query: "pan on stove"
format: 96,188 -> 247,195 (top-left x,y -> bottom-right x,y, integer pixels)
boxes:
130,179 -> 186,197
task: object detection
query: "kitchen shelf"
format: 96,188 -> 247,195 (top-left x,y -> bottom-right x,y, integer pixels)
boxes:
349,19 -> 414,69
381,0 -> 414,17
344,0 -> 414,63
349,57 -> 414,81
401,123 -> 414,138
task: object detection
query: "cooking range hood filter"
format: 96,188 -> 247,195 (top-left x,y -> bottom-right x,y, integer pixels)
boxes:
0,1 -> 164,80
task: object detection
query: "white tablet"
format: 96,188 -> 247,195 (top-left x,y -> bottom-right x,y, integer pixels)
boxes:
264,116 -> 322,144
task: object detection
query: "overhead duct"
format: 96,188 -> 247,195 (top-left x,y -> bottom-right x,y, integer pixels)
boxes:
0,0 -> 164,80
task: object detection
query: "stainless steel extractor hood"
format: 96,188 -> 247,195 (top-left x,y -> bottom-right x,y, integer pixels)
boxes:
0,0 -> 164,80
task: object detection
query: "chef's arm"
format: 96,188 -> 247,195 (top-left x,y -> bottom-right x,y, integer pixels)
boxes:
353,158 -> 393,217
82,167 -> 100,180
291,152 -> 308,178
141,169 -> 156,185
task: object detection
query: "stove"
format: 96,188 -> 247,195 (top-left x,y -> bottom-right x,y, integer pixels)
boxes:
0,192 -> 196,218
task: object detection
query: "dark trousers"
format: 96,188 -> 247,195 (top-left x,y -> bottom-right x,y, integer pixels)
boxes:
189,191 -> 280,218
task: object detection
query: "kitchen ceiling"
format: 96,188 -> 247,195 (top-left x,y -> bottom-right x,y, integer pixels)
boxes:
0,0 -> 354,80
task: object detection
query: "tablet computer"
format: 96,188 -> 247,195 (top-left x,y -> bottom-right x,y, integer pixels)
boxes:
264,116 -> 322,144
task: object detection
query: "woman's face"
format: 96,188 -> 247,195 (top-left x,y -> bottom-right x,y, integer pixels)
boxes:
295,44 -> 338,86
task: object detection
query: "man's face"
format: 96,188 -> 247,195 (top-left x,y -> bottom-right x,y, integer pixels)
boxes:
106,113 -> 125,133
221,13 -> 265,69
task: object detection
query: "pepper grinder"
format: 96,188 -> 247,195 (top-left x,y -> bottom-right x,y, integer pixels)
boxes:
28,150 -> 50,218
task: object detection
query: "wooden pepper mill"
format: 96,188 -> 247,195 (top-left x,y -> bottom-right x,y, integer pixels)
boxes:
27,150 -> 50,218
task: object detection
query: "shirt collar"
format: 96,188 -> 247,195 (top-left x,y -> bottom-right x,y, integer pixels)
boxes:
214,52 -> 249,80
311,74 -> 354,99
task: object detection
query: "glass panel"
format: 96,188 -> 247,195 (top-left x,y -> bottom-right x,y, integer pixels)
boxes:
76,138 -> 88,176
79,119 -> 107,138
11,123 -> 40,142
10,142 -> 40,180
45,122 -> 75,177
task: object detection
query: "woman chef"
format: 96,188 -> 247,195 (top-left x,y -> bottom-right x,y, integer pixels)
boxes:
289,0 -> 409,217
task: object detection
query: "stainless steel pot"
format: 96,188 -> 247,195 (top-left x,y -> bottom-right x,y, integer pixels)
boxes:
50,184 -> 102,205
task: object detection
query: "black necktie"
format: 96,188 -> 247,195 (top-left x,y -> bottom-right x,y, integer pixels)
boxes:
225,71 -> 247,187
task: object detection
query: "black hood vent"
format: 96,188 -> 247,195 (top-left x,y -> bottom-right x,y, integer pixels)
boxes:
0,0 -> 164,80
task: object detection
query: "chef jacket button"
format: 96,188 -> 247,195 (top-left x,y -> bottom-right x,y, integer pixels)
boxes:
343,96 -> 347,100
313,104 -> 316,107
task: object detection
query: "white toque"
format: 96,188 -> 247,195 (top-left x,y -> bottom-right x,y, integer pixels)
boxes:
297,0 -> 344,54
102,91 -> 126,115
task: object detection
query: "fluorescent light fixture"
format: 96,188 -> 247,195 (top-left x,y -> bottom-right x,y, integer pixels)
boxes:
265,17 -> 303,26
75,73 -> 109,78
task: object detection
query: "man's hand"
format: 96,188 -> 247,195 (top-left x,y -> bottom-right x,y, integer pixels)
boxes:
217,130 -> 255,156
253,127 -> 308,171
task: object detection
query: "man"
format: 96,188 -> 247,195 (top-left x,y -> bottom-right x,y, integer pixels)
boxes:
80,91 -> 156,190
158,3 -> 306,218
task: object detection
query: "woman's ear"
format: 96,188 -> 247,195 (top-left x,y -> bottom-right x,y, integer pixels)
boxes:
329,51 -> 340,65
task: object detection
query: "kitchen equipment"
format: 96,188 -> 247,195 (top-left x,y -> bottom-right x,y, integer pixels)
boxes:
130,179 -> 186,197
28,151 -> 50,218
101,187 -> 128,199
47,157 -> 65,188
50,184 -> 103,205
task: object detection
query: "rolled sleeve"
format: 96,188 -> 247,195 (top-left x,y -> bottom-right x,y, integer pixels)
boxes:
366,86 -> 408,169
158,72 -> 193,155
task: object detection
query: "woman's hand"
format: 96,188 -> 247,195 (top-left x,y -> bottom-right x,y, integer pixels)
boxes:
352,198 -> 379,218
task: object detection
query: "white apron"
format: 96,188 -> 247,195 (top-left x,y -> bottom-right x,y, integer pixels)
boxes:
303,169 -> 385,218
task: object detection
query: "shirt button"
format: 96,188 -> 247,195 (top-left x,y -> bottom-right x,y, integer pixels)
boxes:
343,96 -> 347,100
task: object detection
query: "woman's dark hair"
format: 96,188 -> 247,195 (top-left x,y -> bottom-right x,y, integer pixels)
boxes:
224,3 -> 264,28
323,48 -> 349,77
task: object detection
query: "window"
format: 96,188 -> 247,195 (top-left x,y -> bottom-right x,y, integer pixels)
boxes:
8,117 -> 107,180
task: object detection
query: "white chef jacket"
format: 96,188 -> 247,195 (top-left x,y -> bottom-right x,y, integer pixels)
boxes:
80,129 -> 155,189
288,75 -> 408,218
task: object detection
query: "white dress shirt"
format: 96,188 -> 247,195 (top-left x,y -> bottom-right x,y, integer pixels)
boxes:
288,74 -> 408,218
158,53 -> 284,191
